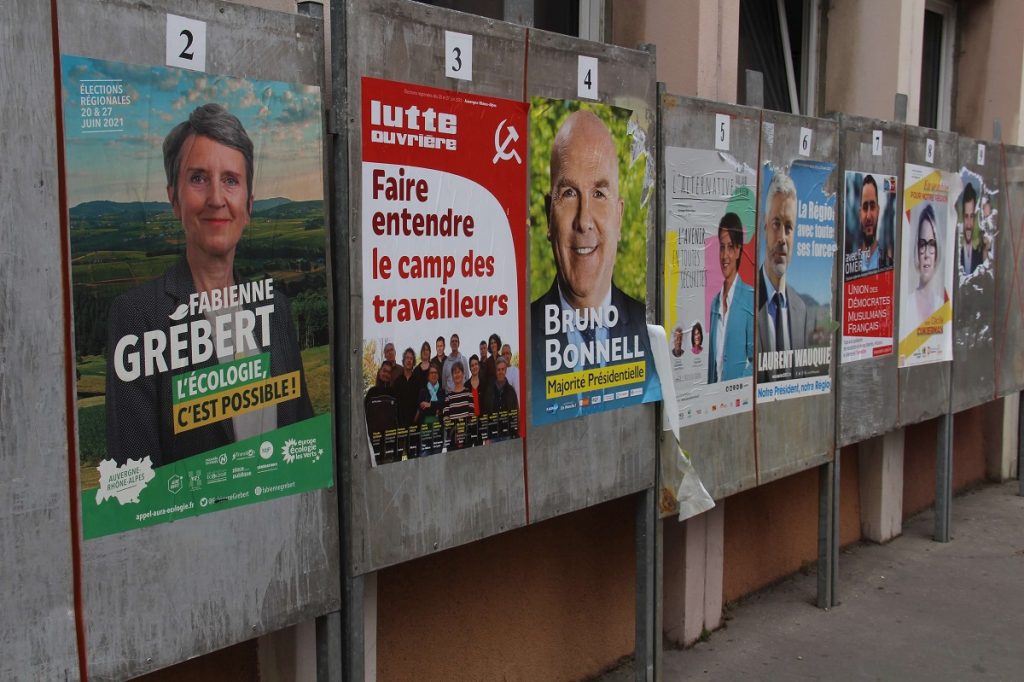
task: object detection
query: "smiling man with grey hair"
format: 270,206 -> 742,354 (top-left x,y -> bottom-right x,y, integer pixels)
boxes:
757,170 -> 812,381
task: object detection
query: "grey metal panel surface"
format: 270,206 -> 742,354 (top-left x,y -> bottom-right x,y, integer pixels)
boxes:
524,29 -> 658,523
344,0 -> 529,574
755,111 -> 838,484
0,2 -> 81,679
57,1 -> 340,679
995,144 -> 1024,396
896,127 -> 957,427
659,95 -> 759,500
951,136 -> 998,413
834,114 -> 902,447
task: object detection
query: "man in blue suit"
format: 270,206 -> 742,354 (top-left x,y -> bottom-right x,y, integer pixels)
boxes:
707,212 -> 754,383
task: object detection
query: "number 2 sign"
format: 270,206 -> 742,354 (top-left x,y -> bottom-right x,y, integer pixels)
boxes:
166,14 -> 206,72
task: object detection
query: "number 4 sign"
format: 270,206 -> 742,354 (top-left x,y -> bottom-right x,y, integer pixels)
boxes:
577,56 -> 598,100
166,14 -> 206,72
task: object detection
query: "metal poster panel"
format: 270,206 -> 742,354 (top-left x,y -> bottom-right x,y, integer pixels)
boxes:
345,0 -> 528,573
896,128 -> 956,427
897,163 -> 959,367
833,115 -> 901,447
951,137 -> 998,412
755,160 -> 836,401
528,98 -> 661,425
61,55 -> 332,538
525,30 -> 657,522
58,1 -> 339,678
663,146 -> 756,426
658,95 -> 759,502
995,144 -> 1024,395
841,168 -> 897,362
755,113 -> 837,483
1,1 -> 80,677
359,77 -> 527,464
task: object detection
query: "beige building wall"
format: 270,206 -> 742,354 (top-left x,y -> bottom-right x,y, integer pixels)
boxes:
954,0 -> 1024,144
612,0 -> 739,103
824,0 -> 907,121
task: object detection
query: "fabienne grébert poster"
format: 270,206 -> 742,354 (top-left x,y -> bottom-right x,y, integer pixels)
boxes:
360,77 -> 527,464
898,163 -> 959,367
663,147 -> 756,426
528,97 -> 661,426
755,159 -> 836,403
62,55 -> 333,539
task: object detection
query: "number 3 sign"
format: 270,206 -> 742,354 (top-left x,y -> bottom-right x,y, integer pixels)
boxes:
166,14 -> 206,72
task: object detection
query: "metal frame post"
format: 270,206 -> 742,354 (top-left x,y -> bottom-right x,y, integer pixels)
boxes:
502,0 -> 533,26
816,458 -> 838,608
326,0 -> 365,679
632,78 -> 666,682
935,413 -> 954,542
635,488 -> 657,682
1018,391 -> 1023,497
316,613 -> 342,682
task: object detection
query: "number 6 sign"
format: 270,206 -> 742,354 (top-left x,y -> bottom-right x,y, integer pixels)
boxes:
166,14 -> 206,72
798,127 -> 812,157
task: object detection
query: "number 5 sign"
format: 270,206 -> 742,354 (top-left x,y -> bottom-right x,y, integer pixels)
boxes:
166,14 -> 206,72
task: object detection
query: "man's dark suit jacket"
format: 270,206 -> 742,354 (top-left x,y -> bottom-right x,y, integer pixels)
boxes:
960,241 -> 984,275
530,281 -> 653,416
756,267 -> 810,353
105,257 -> 313,467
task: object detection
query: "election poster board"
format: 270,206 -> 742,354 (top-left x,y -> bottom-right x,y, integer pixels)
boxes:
360,77 -> 527,464
898,163 -> 959,368
956,166 -> 997,292
528,97 -> 661,425
62,55 -> 333,539
841,170 -> 898,363
755,160 -> 836,402
953,160 -> 998,409
663,146 -> 756,426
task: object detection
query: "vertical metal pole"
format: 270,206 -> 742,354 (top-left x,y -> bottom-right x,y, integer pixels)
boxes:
296,1 -> 324,18
635,488 -> 656,682
327,0 -> 365,680
935,413 -> 953,542
1017,391 -> 1023,497
651,80 -> 666,682
316,612 -> 342,682
830,451 -> 840,606
633,79 -> 664,682
745,70 -> 765,109
502,0 -> 533,27
894,94 -> 908,124
816,460 -> 834,608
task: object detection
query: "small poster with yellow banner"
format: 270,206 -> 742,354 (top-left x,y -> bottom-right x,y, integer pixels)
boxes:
898,163 -> 960,367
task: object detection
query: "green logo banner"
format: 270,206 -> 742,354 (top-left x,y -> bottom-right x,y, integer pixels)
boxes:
82,413 -> 333,539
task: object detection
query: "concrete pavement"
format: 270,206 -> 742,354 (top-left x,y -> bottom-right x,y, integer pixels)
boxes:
601,480 -> 1024,681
